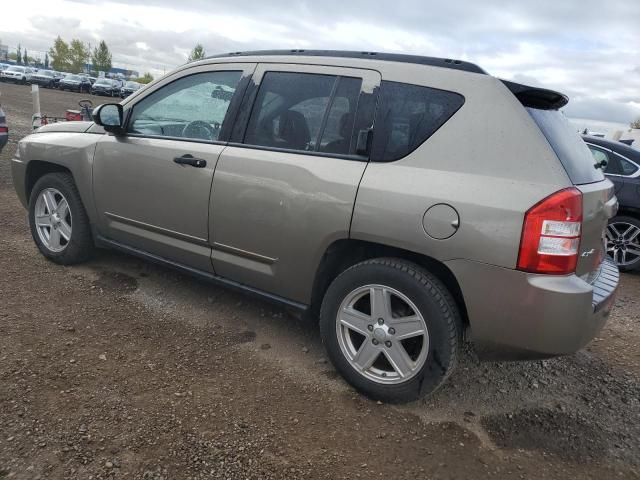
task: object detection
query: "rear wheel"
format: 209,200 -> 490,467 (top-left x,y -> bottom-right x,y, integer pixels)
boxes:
28,173 -> 94,265
320,258 -> 461,403
606,215 -> 640,271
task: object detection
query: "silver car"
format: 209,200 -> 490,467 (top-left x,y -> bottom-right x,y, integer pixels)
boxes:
1,65 -> 34,84
11,50 -> 619,402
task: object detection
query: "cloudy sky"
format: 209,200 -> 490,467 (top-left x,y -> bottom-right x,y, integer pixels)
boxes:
1,0 -> 638,124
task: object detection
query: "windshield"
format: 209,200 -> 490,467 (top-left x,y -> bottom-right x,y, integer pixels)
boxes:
7,66 -> 24,73
527,108 -> 605,185
66,75 -> 80,81
39,70 -> 54,77
125,81 -> 140,89
95,79 -> 112,86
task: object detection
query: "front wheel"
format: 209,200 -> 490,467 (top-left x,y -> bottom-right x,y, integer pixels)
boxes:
606,216 -> 640,271
320,258 -> 461,403
28,173 -> 94,265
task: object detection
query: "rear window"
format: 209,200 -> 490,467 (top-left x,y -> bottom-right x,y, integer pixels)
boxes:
527,108 -> 604,185
371,81 -> 464,162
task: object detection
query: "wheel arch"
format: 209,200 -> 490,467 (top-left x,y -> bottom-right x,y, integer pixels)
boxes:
310,239 -> 469,329
25,160 -> 74,201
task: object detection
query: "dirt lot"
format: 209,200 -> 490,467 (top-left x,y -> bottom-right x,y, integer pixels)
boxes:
0,81 -> 639,480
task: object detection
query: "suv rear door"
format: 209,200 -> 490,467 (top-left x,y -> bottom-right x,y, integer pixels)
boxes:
210,64 -> 380,304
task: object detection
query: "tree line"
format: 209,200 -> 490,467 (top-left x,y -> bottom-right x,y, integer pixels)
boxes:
48,36 -> 112,74
3,38 -> 209,83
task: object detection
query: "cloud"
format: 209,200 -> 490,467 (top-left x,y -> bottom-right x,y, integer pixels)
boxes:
1,0 -> 638,123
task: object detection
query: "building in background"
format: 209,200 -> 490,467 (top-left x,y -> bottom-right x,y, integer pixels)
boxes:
0,43 -> 8,62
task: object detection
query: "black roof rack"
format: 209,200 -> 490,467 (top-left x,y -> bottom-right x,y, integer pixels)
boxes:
205,49 -> 487,74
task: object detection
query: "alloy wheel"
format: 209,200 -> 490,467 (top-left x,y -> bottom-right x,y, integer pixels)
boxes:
606,222 -> 640,267
336,284 -> 429,385
34,188 -> 72,252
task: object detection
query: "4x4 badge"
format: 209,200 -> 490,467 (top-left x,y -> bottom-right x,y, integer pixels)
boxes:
581,249 -> 595,257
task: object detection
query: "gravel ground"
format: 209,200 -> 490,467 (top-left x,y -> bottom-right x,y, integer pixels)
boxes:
0,81 -> 639,480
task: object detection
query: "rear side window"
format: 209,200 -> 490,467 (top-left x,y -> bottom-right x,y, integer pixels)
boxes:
527,109 -> 604,185
371,81 -> 464,162
244,72 -> 363,155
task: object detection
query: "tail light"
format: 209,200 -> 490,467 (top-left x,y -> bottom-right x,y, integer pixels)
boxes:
0,126 -> 7,133
517,188 -> 582,275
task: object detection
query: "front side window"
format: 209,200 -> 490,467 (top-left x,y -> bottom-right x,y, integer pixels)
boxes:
371,81 -> 465,162
243,72 -> 363,155
128,70 -> 242,142
587,146 -> 614,172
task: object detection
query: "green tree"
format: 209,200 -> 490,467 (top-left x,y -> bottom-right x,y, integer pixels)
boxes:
91,40 -> 112,73
135,72 -> 154,84
44,52 -> 49,69
631,118 -> 640,129
188,44 -> 206,62
69,39 -> 90,73
23,48 -> 28,65
16,44 -> 21,64
49,36 -> 71,71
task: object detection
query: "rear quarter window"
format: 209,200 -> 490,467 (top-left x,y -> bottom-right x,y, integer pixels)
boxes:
371,81 -> 464,162
527,108 -> 604,185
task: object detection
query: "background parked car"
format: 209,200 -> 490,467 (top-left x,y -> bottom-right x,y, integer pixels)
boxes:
53,71 -> 66,84
91,78 -> 121,97
58,74 -> 91,93
0,65 -> 34,84
584,135 -> 640,271
0,94 -> 7,153
120,80 -> 141,98
30,69 -> 58,88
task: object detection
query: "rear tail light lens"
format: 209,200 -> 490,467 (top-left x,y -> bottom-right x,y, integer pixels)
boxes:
0,127 -> 7,133
517,188 -> 582,275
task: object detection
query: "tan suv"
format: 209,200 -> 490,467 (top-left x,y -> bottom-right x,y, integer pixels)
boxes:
11,50 -> 619,402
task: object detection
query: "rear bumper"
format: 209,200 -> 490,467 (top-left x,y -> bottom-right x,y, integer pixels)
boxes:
446,257 -> 619,360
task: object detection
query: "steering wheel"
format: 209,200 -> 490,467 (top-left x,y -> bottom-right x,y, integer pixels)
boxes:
182,120 -> 216,141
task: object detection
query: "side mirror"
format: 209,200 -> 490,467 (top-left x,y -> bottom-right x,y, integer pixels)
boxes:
93,103 -> 124,134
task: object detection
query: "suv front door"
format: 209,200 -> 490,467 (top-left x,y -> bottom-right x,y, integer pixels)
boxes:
92,63 -> 255,271
210,64 -> 380,303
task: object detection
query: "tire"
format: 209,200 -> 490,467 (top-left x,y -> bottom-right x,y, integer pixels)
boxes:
607,215 -> 640,272
319,257 -> 461,403
28,172 -> 94,265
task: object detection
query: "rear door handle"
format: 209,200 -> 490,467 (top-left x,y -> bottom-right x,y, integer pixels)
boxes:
174,154 -> 207,168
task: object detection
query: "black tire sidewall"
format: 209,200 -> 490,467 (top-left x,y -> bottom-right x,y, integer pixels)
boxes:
320,259 -> 460,403
610,215 -> 640,272
28,173 -> 93,265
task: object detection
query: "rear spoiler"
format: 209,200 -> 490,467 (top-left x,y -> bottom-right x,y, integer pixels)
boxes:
501,80 -> 569,110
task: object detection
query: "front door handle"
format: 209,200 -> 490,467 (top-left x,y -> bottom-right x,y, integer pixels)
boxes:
174,154 -> 207,168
